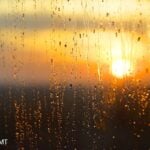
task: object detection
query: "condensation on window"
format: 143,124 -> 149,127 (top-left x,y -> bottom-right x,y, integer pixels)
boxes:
0,0 -> 150,149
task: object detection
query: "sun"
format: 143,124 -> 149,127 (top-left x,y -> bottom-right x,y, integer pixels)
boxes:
111,59 -> 132,78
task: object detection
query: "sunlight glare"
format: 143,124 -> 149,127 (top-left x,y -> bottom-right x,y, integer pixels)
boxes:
111,59 -> 133,78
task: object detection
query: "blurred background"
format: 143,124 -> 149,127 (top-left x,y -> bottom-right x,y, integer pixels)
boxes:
0,0 -> 150,149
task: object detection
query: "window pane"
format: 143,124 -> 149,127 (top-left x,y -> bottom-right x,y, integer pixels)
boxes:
0,0 -> 150,149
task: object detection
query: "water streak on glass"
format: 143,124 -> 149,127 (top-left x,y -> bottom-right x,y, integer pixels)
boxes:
0,0 -> 150,149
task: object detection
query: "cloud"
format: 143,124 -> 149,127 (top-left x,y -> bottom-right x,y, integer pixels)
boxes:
0,13 -> 147,33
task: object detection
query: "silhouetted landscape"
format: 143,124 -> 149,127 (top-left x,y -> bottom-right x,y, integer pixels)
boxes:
0,83 -> 150,150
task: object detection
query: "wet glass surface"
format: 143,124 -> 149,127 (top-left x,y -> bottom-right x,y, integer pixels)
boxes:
0,0 -> 150,149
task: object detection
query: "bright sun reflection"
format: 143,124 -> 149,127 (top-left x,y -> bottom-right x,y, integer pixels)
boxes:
111,59 -> 132,78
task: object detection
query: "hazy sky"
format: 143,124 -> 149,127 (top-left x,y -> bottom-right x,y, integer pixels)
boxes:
0,0 -> 150,86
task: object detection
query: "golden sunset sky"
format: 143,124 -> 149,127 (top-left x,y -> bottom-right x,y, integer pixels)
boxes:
0,0 -> 150,86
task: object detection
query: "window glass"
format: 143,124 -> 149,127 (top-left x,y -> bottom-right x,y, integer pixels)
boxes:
0,0 -> 150,149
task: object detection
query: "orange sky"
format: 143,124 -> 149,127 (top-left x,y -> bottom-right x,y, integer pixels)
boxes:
0,0 -> 150,86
